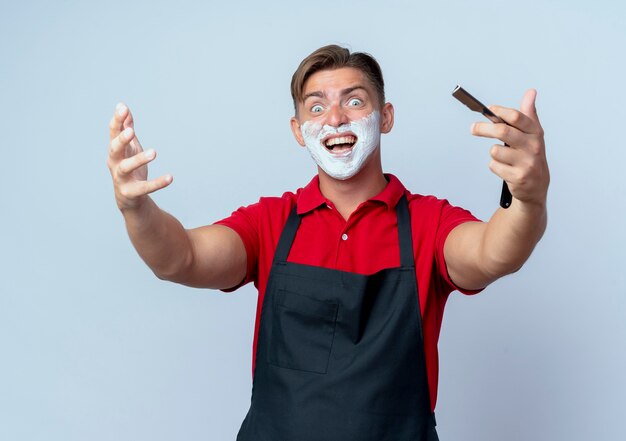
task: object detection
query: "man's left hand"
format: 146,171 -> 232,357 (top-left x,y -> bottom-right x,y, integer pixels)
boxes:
471,89 -> 550,207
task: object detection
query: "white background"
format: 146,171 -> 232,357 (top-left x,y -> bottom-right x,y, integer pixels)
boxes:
1,0 -> 625,439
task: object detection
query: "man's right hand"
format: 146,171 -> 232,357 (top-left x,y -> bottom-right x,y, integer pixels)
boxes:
107,102 -> 173,212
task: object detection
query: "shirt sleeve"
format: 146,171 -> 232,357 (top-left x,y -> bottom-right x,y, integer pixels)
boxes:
213,202 -> 262,292
434,201 -> 484,295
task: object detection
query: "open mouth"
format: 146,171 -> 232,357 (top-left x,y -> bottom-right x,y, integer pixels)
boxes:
323,134 -> 357,154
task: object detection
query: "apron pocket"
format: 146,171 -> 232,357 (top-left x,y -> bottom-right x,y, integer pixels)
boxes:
268,289 -> 338,374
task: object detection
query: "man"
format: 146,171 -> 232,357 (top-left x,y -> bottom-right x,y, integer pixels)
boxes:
107,45 -> 549,440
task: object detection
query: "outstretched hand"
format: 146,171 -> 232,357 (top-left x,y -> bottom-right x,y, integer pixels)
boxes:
107,103 -> 173,211
471,89 -> 549,207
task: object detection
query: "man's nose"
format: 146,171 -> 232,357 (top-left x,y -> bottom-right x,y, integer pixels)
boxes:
326,104 -> 350,127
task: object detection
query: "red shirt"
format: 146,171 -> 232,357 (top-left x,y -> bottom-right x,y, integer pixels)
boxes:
215,174 -> 482,411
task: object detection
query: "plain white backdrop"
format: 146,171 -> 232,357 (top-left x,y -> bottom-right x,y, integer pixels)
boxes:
1,0 -> 625,439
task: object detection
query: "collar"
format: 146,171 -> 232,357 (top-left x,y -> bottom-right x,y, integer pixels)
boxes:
296,173 -> 407,215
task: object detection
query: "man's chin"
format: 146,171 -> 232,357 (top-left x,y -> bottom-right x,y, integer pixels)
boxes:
317,165 -> 367,183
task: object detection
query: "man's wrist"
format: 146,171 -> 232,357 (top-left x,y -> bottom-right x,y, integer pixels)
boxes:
121,196 -> 158,230
513,195 -> 547,218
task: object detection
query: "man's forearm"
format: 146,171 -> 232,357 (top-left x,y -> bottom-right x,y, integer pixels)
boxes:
480,198 -> 547,278
122,197 -> 193,280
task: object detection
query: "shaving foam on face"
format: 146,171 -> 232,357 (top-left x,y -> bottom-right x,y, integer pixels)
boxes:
301,110 -> 381,180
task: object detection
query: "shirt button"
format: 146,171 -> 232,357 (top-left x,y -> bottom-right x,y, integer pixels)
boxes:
341,233 -> 348,241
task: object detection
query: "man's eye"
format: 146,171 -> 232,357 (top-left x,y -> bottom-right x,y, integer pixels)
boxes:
348,98 -> 363,106
311,105 -> 323,113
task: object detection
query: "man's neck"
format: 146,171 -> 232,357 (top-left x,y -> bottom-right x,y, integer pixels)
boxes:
318,162 -> 387,221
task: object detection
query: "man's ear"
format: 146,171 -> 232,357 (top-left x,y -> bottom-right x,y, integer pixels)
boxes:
380,102 -> 394,134
290,116 -> 306,146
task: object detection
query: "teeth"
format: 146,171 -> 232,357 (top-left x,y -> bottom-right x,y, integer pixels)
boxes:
325,136 -> 356,147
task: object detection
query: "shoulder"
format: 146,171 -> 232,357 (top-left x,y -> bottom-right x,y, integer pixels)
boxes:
255,191 -> 298,211
403,189 -> 482,232
216,175 -> 324,233
239,174 -> 320,224
406,192 -> 448,209
218,189 -> 298,226
405,191 -> 455,218
385,174 -> 458,216
254,191 -> 299,224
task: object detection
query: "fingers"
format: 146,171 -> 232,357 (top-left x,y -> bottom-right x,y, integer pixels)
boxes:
488,146 -> 523,184
118,149 -> 156,176
487,104 -> 543,136
109,102 -> 128,140
485,89 -> 543,136
109,102 -> 143,148
487,106 -> 539,135
489,144 -> 520,166
488,142 -> 550,204
488,159 -> 516,183
489,143 -> 542,174
122,106 -> 135,130
118,175 -> 173,200
112,148 -> 173,209
108,127 -> 135,162
128,133 -> 144,154
471,119 -> 544,154
471,121 -> 529,147
519,88 -> 539,123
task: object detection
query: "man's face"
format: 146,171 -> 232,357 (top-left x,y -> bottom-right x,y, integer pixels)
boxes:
290,67 -> 394,180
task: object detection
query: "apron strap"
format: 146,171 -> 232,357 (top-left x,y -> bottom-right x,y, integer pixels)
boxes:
396,194 -> 415,268
272,204 -> 301,264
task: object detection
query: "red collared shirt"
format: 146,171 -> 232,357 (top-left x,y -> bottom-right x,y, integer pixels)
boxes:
215,174 -> 482,411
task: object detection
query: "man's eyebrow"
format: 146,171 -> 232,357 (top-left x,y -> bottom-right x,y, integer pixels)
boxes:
303,91 -> 325,101
340,86 -> 368,96
302,85 -> 369,102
